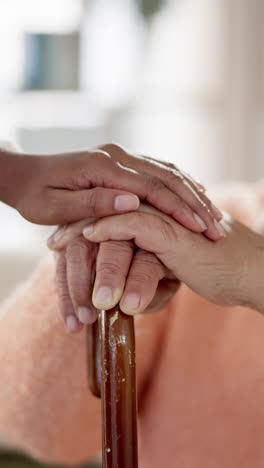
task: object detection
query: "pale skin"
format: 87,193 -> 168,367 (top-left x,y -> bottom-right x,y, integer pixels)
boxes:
49,203 -> 264,333
83,207 -> 264,313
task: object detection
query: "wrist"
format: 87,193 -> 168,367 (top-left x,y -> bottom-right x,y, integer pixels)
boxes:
0,149 -> 29,209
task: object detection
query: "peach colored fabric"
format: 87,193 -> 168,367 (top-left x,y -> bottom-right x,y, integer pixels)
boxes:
0,182 -> 264,467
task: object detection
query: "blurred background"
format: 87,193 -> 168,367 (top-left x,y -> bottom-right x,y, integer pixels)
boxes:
0,0 -> 264,464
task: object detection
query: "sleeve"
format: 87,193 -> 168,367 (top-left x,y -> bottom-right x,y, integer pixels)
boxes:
0,257 -> 101,466
0,256 -> 168,466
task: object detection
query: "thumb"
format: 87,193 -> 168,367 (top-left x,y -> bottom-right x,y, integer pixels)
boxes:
82,211 -> 176,260
49,187 -> 139,224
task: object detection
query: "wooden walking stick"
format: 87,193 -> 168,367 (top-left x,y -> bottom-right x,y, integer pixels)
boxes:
87,305 -> 138,468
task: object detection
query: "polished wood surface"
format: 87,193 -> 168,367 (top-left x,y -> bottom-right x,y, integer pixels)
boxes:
87,306 -> 138,468
99,307 -> 138,468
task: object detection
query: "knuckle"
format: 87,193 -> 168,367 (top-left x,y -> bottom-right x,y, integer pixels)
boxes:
132,212 -> 176,246
69,236 -> 87,250
134,250 -> 160,267
165,161 -> 178,171
66,237 -> 87,263
99,143 -> 123,155
57,289 -> 70,305
97,261 -> 123,278
93,149 -> 111,161
88,150 -> 112,168
101,240 -> 134,256
128,269 -> 157,285
146,176 -> 165,192
129,252 -> 163,284
166,168 -> 184,183
56,262 -> 66,283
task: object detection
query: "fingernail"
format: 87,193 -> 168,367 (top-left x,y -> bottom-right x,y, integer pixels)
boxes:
212,204 -> 223,220
65,315 -> 80,333
214,220 -> 226,237
94,287 -> 113,307
193,213 -> 207,231
114,194 -> 139,212
83,224 -> 94,238
122,293 -> 141,311
77,307 -> 97,324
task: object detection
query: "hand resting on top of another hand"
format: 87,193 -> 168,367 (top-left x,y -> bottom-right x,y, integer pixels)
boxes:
81,205 -> 264,316
1,142 -> 223,239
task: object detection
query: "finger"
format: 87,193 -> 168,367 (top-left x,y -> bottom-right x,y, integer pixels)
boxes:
83,209 -> 227,275
180,170 -> 223,221
135,155 -> 217,221
136,162 -> 223,240
92,145 -> 221,238
83,211 -> 177,268
137,153 -> 206,194
181,171 -> 206,193
112,164 -> 210,235
140,162 -> 223,238
48,218 -> 94,251
120,250 -> 165,315
144,278 -> 181,314
92,240 -> 134,310
55,250 -> 83,333
99,144 -> 222,239
66,236 -> 98,325
134,154 -> 222,222
134,155 -> 219,222
46,186 -> 139,225
181,171 -> 206,194
166,176 -> 225,240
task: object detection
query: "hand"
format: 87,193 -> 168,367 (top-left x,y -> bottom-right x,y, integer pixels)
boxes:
81,205 -> 264,314
50,218 -> 180,333
1,143 -> 223,239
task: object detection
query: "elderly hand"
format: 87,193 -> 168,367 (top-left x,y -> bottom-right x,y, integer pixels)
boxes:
48,212 -> 180,332
81,206 -> 264,316
1,143 -> 223,239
